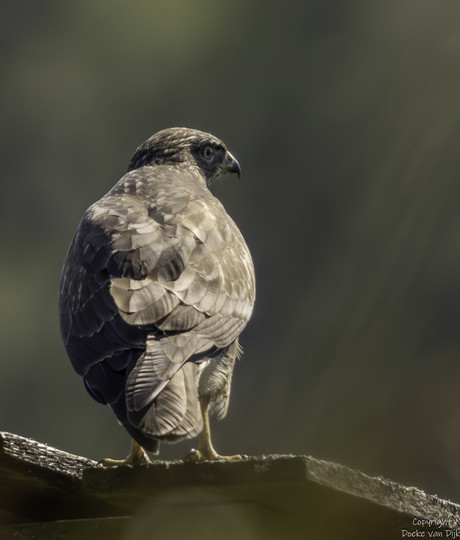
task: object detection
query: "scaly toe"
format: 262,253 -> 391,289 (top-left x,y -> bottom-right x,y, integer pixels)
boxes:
184,448 -> 245,462
100,450 -> 151,467
99,457 -> 129,467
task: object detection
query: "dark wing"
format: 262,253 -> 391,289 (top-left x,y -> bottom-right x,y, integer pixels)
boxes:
59,208 -> 148,379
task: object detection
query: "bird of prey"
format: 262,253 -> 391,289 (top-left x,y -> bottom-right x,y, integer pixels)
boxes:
59,127 -> 255,464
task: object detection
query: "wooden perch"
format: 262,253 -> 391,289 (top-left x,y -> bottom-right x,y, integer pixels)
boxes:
0,431 -> 459,539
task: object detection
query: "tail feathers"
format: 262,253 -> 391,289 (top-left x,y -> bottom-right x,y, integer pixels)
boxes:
137,362 -> 202,441
126,335 -> 203,439
125,337 -> 183,413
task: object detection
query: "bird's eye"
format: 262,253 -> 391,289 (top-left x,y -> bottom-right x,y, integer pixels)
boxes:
203,146 -> 214,160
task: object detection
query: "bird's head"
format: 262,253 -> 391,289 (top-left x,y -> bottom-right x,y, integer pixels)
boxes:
126,127 -> 241,185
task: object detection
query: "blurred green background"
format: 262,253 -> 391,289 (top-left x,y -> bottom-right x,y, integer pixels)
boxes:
2,0 -> 460,501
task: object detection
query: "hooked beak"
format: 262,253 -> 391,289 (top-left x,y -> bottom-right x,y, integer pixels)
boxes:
224,152 -> 241,179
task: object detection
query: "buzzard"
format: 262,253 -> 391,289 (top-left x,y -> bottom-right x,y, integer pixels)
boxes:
59,128 -> 255,464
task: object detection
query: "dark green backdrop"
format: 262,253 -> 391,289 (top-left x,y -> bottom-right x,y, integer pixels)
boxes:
2,0 -> 460,500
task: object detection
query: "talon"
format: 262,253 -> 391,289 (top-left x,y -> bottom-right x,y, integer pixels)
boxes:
184,448 -> 202,462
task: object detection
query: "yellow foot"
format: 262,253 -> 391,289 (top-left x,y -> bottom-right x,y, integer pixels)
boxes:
186,395 -> 248,462
100,440 -> 151,467
184,448 -> 246,462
